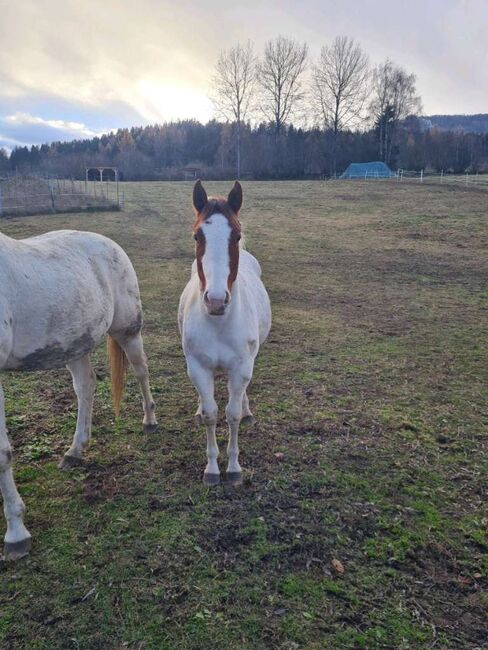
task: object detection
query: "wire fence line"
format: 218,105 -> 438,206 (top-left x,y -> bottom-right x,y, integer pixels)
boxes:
0,174 -> 123,217
344,168 -> 488,190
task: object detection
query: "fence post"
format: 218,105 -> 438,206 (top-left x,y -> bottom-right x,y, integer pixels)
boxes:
420,169 -> 423,183
0,186 -> 2,217
440,170 -> 443,184
49,180 -> 56,213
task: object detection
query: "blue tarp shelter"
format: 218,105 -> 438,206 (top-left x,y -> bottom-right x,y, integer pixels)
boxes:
340,161 -> 393,179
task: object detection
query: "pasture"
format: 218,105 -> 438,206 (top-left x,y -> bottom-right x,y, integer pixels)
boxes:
0,180 -> 486,649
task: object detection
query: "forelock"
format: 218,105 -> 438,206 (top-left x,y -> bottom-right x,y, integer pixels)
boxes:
194,197 -> 241,232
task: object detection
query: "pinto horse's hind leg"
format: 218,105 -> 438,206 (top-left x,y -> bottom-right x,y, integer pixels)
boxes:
0,381 -> 31,560
241,392 -> 255,425
59,354 -> 96,469
118,333 -> 157,433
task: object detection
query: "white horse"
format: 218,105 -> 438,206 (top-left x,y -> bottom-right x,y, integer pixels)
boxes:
178,181 -> 271,486
0,229 -> 157,560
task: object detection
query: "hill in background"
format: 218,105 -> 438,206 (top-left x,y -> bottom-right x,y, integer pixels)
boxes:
424,114 -> 488,133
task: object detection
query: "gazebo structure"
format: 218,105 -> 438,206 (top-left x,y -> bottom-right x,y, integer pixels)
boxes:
85,166 -> 119,183
85,167 -> 120,205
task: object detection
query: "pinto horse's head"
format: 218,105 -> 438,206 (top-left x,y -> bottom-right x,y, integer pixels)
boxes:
192,180 -> 242,316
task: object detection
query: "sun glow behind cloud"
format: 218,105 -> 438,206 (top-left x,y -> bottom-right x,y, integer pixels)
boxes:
132,80 -> 213,123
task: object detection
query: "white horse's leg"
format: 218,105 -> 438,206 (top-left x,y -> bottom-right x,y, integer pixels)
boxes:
0,381 -> 31,560
59,354 -> 96,469
225,362 -> 253,486
120,333 -> 157,433
187,357 -> 219,485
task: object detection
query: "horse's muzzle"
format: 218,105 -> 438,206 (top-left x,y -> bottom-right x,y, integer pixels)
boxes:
204,291 -> 230,316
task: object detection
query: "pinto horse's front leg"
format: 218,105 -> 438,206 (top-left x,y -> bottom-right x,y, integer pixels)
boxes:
186,357 -> 219,486
0,381 -> 31,560
225,362 -> 254,486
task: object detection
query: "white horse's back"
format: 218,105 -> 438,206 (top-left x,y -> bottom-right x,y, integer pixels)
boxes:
0,230 -> 141,370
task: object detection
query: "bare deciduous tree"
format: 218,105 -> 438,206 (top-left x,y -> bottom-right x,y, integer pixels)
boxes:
370,59 -> 422,163
212,41 -> 256,178
313,37 -> 369,133
257,36 -> 308,134
312,36 -> 369,174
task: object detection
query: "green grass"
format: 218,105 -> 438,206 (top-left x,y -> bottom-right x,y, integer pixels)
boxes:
0,180 -> 486,649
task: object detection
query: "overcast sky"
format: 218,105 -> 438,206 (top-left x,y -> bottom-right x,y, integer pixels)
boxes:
0,0 -> 486,149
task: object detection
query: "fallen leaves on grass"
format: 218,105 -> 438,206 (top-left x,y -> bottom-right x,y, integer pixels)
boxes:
331,558 -> 345,574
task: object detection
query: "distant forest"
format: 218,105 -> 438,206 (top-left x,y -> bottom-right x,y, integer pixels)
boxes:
2,117 -> 487,181
1,32 -> 487,181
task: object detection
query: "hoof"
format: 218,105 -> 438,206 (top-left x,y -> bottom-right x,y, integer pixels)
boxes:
143,422 -> 158,434
241,414 -> 255,426
195,414 -> 203,426
58,454 -> 82,470
226,471 -> 243,486
203,472 -> 220,487
3,537 -> 32,561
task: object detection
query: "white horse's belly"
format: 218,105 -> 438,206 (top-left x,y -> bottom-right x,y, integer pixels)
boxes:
5,310 -> 110,370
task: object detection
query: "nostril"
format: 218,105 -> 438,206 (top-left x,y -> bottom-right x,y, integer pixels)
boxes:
203,290 -> 209,303
224,291 -> 230,304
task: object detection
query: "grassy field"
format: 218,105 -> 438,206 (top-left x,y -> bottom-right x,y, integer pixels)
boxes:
0,180 -> 486,649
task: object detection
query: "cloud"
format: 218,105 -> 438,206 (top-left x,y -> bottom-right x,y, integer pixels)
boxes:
0,112 -> 109,149
4,113 -> 102,138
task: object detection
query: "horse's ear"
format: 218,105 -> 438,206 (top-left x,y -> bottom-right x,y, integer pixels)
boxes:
193,180 -> 207,213
228,181 -> 242,214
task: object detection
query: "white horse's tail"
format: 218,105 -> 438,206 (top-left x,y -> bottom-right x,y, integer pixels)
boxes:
107,335 -> 129,416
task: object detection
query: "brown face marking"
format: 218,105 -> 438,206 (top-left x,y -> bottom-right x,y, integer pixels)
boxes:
192,196 -> 242,293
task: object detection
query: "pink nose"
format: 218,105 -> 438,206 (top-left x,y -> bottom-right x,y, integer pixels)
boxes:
204,291 -> 230,315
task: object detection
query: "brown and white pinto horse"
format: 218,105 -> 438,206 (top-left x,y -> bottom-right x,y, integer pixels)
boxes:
178,181 -> 271,485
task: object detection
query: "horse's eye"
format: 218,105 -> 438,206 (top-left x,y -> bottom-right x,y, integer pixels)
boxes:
194,233 -> 198,241
236,233 -> 241,241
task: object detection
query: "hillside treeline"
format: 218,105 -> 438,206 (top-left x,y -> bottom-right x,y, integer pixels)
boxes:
2,118 -> 487,181
426,114 -> 488,134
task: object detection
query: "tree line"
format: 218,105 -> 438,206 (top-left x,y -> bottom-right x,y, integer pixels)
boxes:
2,35 -> 488,180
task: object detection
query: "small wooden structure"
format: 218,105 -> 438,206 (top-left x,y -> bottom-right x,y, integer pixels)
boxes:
85,166 -> 119,182
180,166 -> 201,180
85,167 -> 120,205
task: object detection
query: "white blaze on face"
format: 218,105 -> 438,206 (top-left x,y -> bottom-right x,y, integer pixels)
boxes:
201,213 -> 231,301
